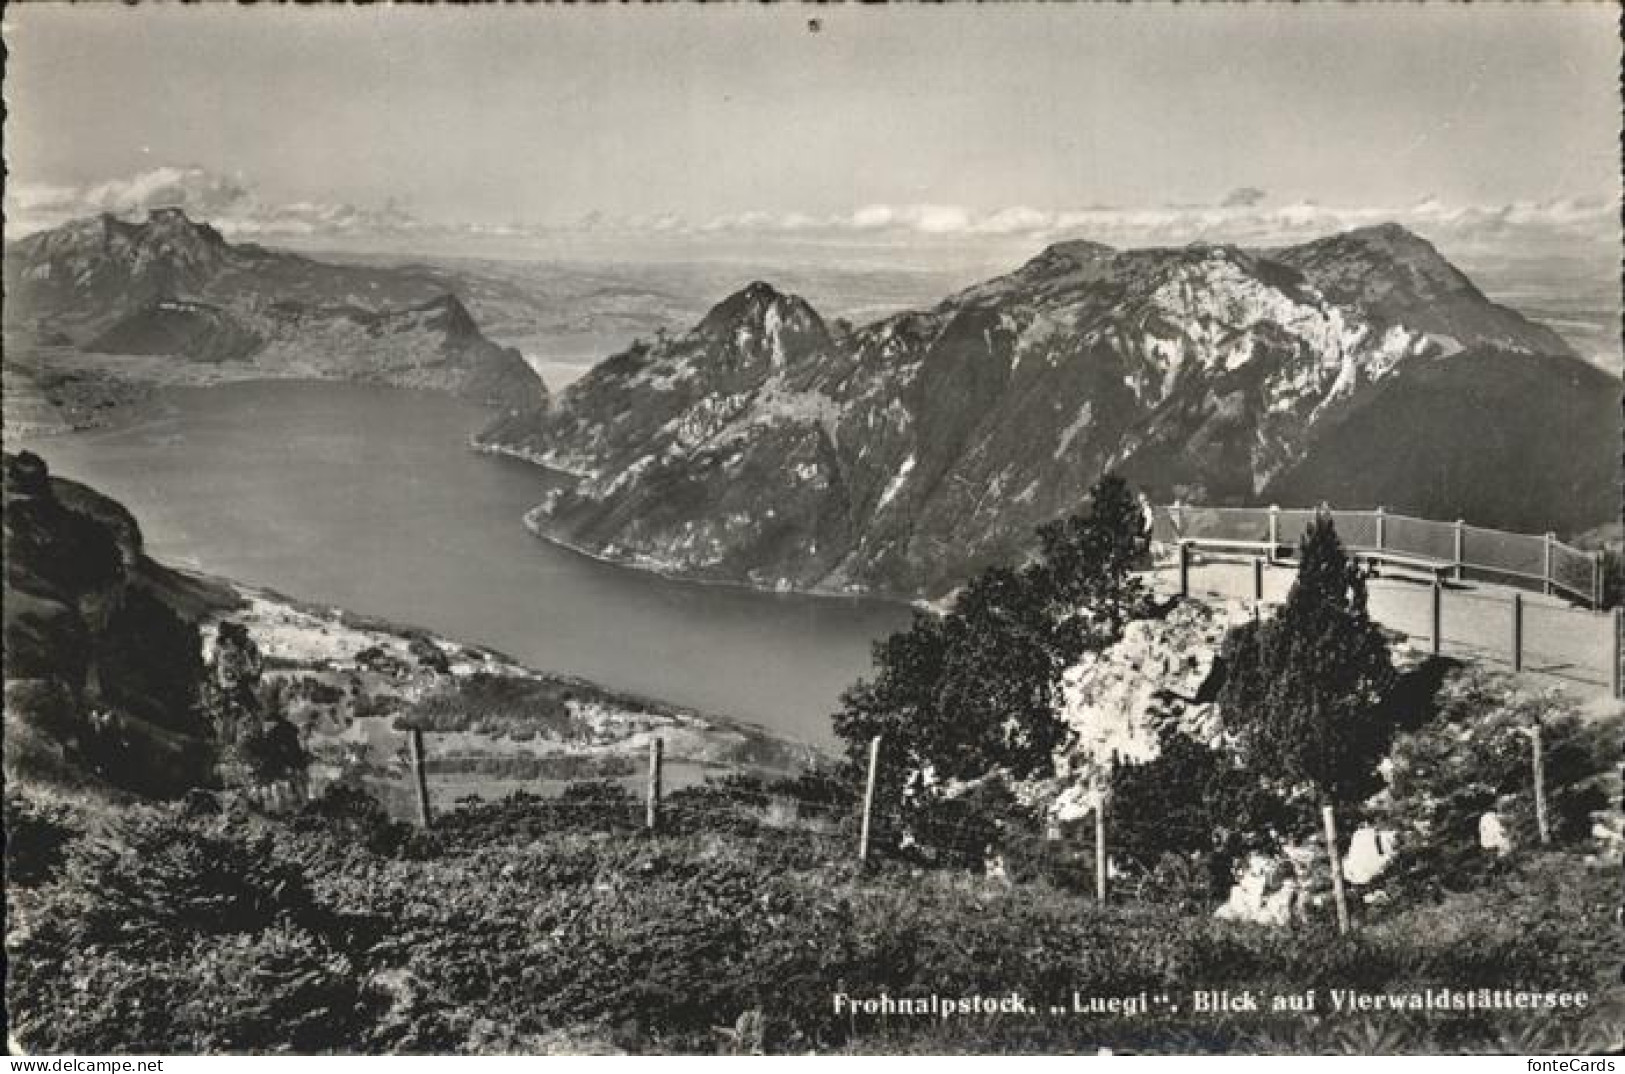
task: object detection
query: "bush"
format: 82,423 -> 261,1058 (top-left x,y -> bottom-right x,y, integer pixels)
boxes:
1380,671 -> 1622,898
430,782 -> 640,850
45,809 -> 322,951
293,782 -> 418,858
1109,723 -> 1307,897
3,791 -> 79,886
8,781 -> 1618,1054
403,673 -> 582,739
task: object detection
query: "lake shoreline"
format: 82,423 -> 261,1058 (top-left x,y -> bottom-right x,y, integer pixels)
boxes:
472,440 -> 932,610
14,378 -> 907,744
517,502 -> 927,612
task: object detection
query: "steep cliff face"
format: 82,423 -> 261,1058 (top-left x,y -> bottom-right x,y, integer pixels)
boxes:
5,210 -> 547,405
480,225 -> 1603,598
3,452 -> 238,795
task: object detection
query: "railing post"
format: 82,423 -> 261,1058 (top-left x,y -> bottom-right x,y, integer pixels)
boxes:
1267,505 -> 1280,559
1374,506 -> 1386,551
1252,556 -> 1264,606
1511,593 -> 1524,674
1453,520 -> 1465,582
1594,551 -> 1606,610
1178,541 -> 1191,599
1430,579 -> 1442,657
1612,608 -> 1622,701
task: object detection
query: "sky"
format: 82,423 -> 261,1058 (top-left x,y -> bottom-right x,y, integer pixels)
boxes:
2,4 -> 1619,267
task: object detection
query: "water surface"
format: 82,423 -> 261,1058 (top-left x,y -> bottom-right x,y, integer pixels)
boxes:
21,380 -> 909,745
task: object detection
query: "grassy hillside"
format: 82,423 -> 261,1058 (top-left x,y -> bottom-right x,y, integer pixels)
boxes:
6,779 -> 1621,1055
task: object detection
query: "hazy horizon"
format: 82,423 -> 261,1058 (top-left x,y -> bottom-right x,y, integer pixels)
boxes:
3,5 -> 1618,272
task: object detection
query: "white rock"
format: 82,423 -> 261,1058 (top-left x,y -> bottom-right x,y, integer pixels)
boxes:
1343,825 -> 1399,885
1215,852 -> 1302,927
1479,811 -> 1514,856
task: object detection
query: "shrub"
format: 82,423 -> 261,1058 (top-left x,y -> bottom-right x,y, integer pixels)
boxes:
1379,670 -> 1622,898
293,782 -> 418,858
45,809 -> 321,952
1109,723 -> 1306,896
403,672 -> 582,739
3,791 -> 79,886
175,922 -> 381,1053
16,922 -> 377,1054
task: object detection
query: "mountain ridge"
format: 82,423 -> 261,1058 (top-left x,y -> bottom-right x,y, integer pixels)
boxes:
478,223 -> 1609,598
4,208 -> 548,405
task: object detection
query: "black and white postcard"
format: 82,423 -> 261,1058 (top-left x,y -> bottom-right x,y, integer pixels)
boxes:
3,4 -> 1621,1058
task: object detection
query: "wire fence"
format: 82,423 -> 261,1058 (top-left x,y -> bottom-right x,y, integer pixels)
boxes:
303,709 -> 1575,930
1153,503 -> 1605,608
328,728 -> 1124,889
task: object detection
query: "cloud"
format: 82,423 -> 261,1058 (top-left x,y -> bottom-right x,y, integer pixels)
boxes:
1221,186 -> 1268,208
4,165 -> 424,242
9,166 -> 253,225
6,165 -> 1616,264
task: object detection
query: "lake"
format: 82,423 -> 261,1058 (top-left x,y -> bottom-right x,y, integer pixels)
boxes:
19,380 -> 910,746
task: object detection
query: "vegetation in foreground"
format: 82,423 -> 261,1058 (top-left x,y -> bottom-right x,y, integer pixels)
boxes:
6,469 -> 1622,1054
5,777 -> 1621,1055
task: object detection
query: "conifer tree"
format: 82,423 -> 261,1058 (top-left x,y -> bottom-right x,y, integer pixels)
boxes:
1217,510 -> 1396,932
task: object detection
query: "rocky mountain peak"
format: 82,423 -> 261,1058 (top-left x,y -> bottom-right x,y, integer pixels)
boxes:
1267,222 -> 1572,355
141,205 -> 228,245
1037,239 -> 1118,267
1270,222 -> 1475,303
694,280 -> 831,366
415,293 -> 479,337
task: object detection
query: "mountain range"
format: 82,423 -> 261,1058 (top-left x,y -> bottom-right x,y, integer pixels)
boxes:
477,223 -> 1616,598
4,209 -> 547,404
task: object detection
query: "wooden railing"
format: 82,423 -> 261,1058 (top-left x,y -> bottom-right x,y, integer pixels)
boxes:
1153,504 -> 1605,608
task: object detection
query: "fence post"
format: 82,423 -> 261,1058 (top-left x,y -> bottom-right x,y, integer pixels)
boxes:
1374,506 -> 1386,551
407,727 -> 432,830
1612,608 -> 1622,700
1267,505 -> 1280,559
1453,520 -> 1465,582
1542,533 -> 1555,597
1094,797 -> 1108,904
1511,593 -> 1524,673
1530,722 -> 1550,846
646,737 -> 663,831
1322,802 -> 1351,936
1430,579 -> 1442,657
1594,551 -> 1606,610
1178,542 -> 1191,599
1252,556 -> 1264,606
858,735 -> 881,865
